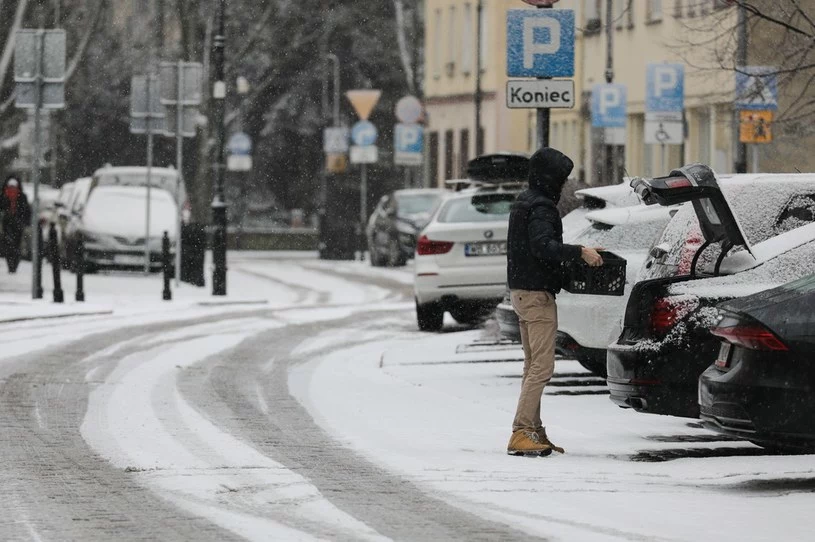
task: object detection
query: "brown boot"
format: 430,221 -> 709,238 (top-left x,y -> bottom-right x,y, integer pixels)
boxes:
507,430 -> 551,456
536,427 -> 565,454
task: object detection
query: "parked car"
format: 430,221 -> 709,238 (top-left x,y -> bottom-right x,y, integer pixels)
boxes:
698,272 -> 815,452
607,165 -> 815,418
496,203 -> 675,376
62,177 -> 94,266
561,181 -> 643,241
367,188 -> 447,267
69,185 -> 178,272
414,153 -> 528,331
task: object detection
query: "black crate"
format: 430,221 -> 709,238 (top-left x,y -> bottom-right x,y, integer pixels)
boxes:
563,251 -> 626,296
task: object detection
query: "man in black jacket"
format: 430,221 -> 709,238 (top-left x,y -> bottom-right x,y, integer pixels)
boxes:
506,148 -> 603,456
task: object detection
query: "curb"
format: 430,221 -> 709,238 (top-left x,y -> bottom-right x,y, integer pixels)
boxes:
0,310 -> 115,325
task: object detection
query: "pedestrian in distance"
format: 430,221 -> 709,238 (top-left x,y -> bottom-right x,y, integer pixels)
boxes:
505,148 -> 603,456
0,176 -> 32,274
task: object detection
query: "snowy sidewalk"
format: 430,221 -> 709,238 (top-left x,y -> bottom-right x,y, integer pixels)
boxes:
295,327 -> 815,542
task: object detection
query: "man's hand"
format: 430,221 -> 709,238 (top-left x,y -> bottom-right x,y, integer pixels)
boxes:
581,247 -> 604,267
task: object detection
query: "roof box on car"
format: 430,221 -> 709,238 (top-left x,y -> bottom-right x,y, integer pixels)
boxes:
466,153 -> 529,183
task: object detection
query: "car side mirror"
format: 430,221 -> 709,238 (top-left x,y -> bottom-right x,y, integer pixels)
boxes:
650,242 -> 671,259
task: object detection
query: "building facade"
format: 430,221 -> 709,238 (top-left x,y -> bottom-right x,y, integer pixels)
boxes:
424,0 -> 815,187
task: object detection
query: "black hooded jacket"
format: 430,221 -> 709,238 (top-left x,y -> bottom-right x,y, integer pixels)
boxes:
507,148 -> 583,294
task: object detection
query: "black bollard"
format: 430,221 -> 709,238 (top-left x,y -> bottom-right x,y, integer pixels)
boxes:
162,231 -> 172,301
35,222 -> 44,298
75,237 -> 85,302
49,224 -> 64,303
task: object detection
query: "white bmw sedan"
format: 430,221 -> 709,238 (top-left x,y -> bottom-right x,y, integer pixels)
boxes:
413,188 -> 520,331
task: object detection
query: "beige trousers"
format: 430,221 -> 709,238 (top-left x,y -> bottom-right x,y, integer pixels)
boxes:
510,289 -> 558,432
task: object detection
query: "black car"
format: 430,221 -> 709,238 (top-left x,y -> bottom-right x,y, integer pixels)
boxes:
607,165 -> 815,418
699,273 -> 815,451
367,189 -> 447,267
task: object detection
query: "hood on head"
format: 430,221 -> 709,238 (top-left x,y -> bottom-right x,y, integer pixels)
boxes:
528,147 -> 573,203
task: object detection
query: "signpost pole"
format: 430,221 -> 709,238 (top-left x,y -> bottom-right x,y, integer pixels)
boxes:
30,30 -> 44,299
145,74 -> 154,275
536,3 -> 553,149
211,0 -> 228,296
175,61 -> 184,285
734,3 -> 748,174
360,163 -> 368,258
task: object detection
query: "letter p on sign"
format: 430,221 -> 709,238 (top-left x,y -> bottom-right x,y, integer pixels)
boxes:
507,9 -> 575,78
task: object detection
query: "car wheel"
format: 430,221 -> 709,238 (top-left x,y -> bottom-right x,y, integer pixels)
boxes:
416,298 -> 444,332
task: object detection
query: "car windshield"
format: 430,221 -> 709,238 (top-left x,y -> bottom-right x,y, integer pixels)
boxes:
437,193 -> 517,223
575,219 -> 669,252
396,194 -> 440,216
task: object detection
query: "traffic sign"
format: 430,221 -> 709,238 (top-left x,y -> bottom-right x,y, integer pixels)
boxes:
160,61 -> 203,138
227,132 -> 252,155
522,0 -> 560,5
739,110 -> 773,143
507,9 -> 575,77
591,84 -> 626,128
130,75 -> 165,134
350,145 -> 378,164
351,121 -> 378,146
326,153 -> 348,174
506,80 -> 574,109
395,96 -> 423,124
323,127 -> 349,153
736,66 -> 778,111
227,155 -> 252,171
14,29 -> 66,109
394,124 -> 424,166
646,63 -> 684,113
645,119 -> 683,145
346,89 -> 382,120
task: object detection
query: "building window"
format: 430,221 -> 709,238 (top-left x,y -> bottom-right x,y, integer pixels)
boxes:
687,0 -> 697,17
462,3 -> 473,75
444,130 -> 455,180
584,0 -> 601,33
428,131 -> 440,187
647,0 -> 663,23
447,5 -> 457,77
627,0 -> 636,27
674,0 -> 683,18
460,129 -> 470,175
433,9 -> 442,79
713,0 -> 733,10
614,0 -> 625,29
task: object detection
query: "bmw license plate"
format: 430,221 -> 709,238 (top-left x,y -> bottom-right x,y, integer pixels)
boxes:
715,342 -> 732,369
465,241 -> 507,257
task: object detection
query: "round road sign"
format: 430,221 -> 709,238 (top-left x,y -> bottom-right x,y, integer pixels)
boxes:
227,132 -> 252,155
395,96 -> 423,124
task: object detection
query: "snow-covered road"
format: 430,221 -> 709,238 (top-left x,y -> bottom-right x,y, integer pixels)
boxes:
0,253 -> 813,541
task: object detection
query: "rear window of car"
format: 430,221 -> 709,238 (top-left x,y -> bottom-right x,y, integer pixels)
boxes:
575,219 -> 668,252
437,193 -> 517,223
396,193 -> 441,216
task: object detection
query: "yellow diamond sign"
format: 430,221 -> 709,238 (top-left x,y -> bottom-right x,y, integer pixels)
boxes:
346,89 -> 381,121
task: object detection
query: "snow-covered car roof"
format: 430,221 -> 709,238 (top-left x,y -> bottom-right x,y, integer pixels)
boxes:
93,165 -> 179,179
575,181 -> 640,208
585,204 -> 676,227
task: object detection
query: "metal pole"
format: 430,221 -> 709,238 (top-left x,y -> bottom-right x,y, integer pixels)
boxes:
329,54 -> 340,126
734,3 -> 748,173
474,0 -> 483,155
751,145 -> 759,173
31,30 -> 44,300
145,74 -> 153,274
175,60 -> 183,285
360,164 -> 367,258
605,0 -> 616,182
536,3 -> 553,148
211,0 -> 228,296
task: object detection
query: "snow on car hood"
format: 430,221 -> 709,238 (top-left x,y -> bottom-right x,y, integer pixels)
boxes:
82,186 -> 178,238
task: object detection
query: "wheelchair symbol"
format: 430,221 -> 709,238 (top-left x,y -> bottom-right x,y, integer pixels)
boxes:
655,123 -> 670,143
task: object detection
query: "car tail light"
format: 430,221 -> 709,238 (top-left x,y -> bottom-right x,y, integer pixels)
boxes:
650,297 -> 698,336
677,227 -> 703,275
710,324 -> 788,351
416,235 -> 454,256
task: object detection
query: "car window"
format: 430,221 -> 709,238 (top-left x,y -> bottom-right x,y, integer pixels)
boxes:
437,193 -> 517,223
575,219 -> 668,252
395,194 -> 440,216
775,194 -> 815,233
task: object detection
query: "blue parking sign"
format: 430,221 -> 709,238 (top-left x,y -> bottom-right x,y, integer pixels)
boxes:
352,120 -> 378,146
394,124 -> 423,166
507,9 -> 575,78
646,63 -> 684,113
591,84 -> 627,128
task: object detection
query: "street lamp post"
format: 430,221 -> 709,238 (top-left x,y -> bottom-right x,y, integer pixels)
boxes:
211,0 -> 227,296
